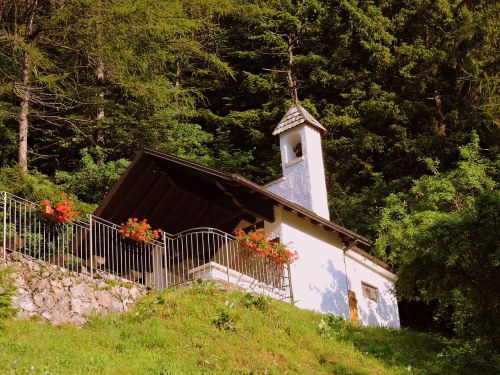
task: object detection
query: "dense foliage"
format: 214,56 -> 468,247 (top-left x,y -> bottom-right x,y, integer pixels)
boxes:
1,0 -> 497,235
55,149 -> 130,204
376,133 -> 499,370
0,0 -> 497,221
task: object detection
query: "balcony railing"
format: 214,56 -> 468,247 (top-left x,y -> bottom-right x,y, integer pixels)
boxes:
1,191 -> 292,301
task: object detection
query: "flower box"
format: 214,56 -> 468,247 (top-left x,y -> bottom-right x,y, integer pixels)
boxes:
119,218 -> 162,243
39,193 -> 78,224
235,228 -> 298,265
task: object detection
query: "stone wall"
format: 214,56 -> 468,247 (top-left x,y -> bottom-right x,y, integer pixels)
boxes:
0,250 -> 147,325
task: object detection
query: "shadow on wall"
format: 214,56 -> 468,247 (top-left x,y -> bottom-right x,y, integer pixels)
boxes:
308,259 -> 350,318
359,281 -> 400,327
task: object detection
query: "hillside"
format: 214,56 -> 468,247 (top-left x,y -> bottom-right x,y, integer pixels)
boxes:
0,282 -> 452,375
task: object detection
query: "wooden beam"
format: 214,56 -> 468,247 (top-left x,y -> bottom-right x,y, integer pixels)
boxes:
174,199 -> 211,232
188,204 -> 210,228
215,181 -> 274,221
102,158 -> 155,219
129,174 -> 171,220
147,183 -> 177,224
94,151 -> 144,217
211,210 -> 246,228
94,159 -> 151,221
181,189 -> 239,216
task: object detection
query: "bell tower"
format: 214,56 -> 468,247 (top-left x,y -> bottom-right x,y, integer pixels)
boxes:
265,104 -> 330,220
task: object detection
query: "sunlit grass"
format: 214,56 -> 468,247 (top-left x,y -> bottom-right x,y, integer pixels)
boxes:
0,282 -> 450,374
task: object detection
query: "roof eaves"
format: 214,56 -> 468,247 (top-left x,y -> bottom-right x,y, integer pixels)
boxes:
142,149 -> 233,181
138,149 -> 380,265
230,174 -> 373,247
346,246 -> 390,271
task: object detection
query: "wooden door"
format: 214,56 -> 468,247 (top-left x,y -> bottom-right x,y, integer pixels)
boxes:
348,290 -> 359,324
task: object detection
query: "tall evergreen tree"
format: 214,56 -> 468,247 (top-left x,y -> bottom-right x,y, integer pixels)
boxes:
0,0 -> 236,173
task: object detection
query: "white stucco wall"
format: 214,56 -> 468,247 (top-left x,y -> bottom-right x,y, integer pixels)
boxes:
345,250 -> 400,328
266,125 -> 329,220
301,126 -> 329,220
263,117 -> 399,327
277,209 -> 350,318
266,156 -> 312,211
267,208 -> 400,327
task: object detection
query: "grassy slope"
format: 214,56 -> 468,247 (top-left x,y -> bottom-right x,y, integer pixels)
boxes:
0,283 -> 449,375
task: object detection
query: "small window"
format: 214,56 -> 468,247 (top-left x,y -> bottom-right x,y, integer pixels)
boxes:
292,142 -> 302,158
285,131 -> 303,165
361,282 -> 379,302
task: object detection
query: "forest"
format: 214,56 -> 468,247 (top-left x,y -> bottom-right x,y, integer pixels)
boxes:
0,0 -> 498,371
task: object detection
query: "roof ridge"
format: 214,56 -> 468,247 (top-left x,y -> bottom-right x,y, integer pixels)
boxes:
272,103 -> 327,136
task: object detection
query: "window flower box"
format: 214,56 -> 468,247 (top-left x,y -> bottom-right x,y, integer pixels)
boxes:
39,193 -> 78,224
119,218 -> 162,243
234,228 -> 298,265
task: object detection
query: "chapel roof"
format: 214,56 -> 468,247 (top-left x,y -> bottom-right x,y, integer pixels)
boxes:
95,150 -> 377,253
272,103 -> 327,136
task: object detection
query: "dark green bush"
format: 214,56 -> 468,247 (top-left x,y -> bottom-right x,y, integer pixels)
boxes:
55,149 -> 129,204
0,166 -> 59,201
437,339 -> 500,375
0,166 -> 95,214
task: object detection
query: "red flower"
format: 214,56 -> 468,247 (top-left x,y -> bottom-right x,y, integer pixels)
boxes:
39,193 -> 78,224
119,218 -> 162,243
235,228 -> 298,264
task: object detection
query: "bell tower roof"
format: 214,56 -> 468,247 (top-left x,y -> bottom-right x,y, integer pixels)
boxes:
272,103 -> 327,136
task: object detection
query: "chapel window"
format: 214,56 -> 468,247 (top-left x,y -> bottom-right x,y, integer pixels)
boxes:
285,131 -> 303,164
361,282 -> 379,302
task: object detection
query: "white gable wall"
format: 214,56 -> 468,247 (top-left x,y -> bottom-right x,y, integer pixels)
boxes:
345,251 -> 400,328
268,207 -> 400,327
276,208 -> 350,318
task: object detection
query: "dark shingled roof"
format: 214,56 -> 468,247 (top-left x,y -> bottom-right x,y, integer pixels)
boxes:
95,150 -> 378,252
272,104 -> 327,136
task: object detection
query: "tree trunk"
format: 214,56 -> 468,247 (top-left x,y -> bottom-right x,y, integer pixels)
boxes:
16,0 -> 38,174
286,35 -> 298,103
175,60 -> 181,87
96,59 -> 105,164
95,0 -> 105,163
17,51 -> 31,174
97,59 -> 105,122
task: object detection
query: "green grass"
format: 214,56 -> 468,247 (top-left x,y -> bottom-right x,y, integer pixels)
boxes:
0,282 -> 451,375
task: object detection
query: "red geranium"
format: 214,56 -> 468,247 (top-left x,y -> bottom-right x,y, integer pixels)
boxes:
119,218 -> 162,243
39,192 -> 78,223
234,228 -> 298,265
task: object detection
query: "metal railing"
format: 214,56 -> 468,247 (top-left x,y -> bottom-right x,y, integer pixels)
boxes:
1,192 -> 90,275
164,228 -> 291,299
1,191 -> 292,301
